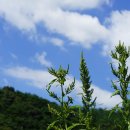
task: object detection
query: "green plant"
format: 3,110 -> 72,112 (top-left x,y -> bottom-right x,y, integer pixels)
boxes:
110,42 -> 130,129
46,65 -> 80,130
79,52 -> 97,130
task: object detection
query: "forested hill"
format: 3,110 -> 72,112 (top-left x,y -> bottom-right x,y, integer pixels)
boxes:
0,86 -> 58,130
0,86 -> 123,130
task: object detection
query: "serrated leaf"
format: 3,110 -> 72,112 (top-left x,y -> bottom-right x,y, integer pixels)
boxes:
111,63 -> 119,77
111,81 -> 118,90
48,67 -> 57,77
65,78 -> 75,95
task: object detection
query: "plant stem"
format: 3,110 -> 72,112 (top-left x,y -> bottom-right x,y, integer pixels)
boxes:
61,84 -> 64,108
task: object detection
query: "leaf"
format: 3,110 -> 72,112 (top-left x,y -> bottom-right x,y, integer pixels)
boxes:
110,63 -> 118,77
47,120 -> 58,130
111,90 -> 120,97
126,74 -> 130,82
48,67 -> 57,77
90,97 -> 97,107
111,81 -> 118,90
66,64 -> 69,74
67,96 -> 73,104
46,79 -> 57,90
49,79 -> 57,86
109,104 -> 119,118
48,104 -> 61,116
65,78 -> 75,95
67,123 -> 82,130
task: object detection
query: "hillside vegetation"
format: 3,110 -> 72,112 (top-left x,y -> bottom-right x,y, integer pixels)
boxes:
0,86 -> 124,130
0,86 -> 57,130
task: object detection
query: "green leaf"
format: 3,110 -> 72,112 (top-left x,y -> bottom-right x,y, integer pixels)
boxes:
111,80 -> 118,90
67,123 -> 82,130
111,90 -> 120,97
48,67 -> 57,77
48,104 -> 61,116
110,63 -> 119,77
46,79 -> 57,90
65,78 -> 75,95
47,120 -> 58,130
109,104 -> 119,118
49,79 -> 57,85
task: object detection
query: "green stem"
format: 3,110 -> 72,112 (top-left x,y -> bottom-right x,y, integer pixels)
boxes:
61,84 -> 66,129
61,84 -> 64,108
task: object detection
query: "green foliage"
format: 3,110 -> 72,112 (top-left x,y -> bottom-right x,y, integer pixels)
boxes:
0,86 -> 127,130
110,42 -> 130,129
0,86 -> 57,130
79,52 -> 97,130
93,108 -> 124,130
80,52 -> 96,111
46,65 -> 80,130
47,53 -> 97,130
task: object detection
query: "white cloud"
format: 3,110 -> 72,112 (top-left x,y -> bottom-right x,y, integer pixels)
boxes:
40,36 -> 65,48
35,51 -> 52,67
102,10 -> 130,73
0,0 -> 36,31
4,66 -> 53,88
103,10 -> 130,54
0,0 -> 108,48
92,85 -> 121,108
2,0 -> 130,53
43,10 -> 108,48
4,66 -> 121,108
50,38 -> 64,48
50,37 -> 67,51
56,0 -> 110,10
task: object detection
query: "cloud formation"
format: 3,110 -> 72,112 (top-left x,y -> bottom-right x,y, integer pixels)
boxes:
35,51 -> 52,67
0,0 -> 109,48
1,0 -> 130,52
50,38 -> 64,48
52,0 -> 110,10
103,10 -> 130,73
4,66 -> 121,108
4,66 -> 53,87
103,10 -> 130,53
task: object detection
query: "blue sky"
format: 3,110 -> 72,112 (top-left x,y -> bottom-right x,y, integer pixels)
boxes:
0,0 -> 130,108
